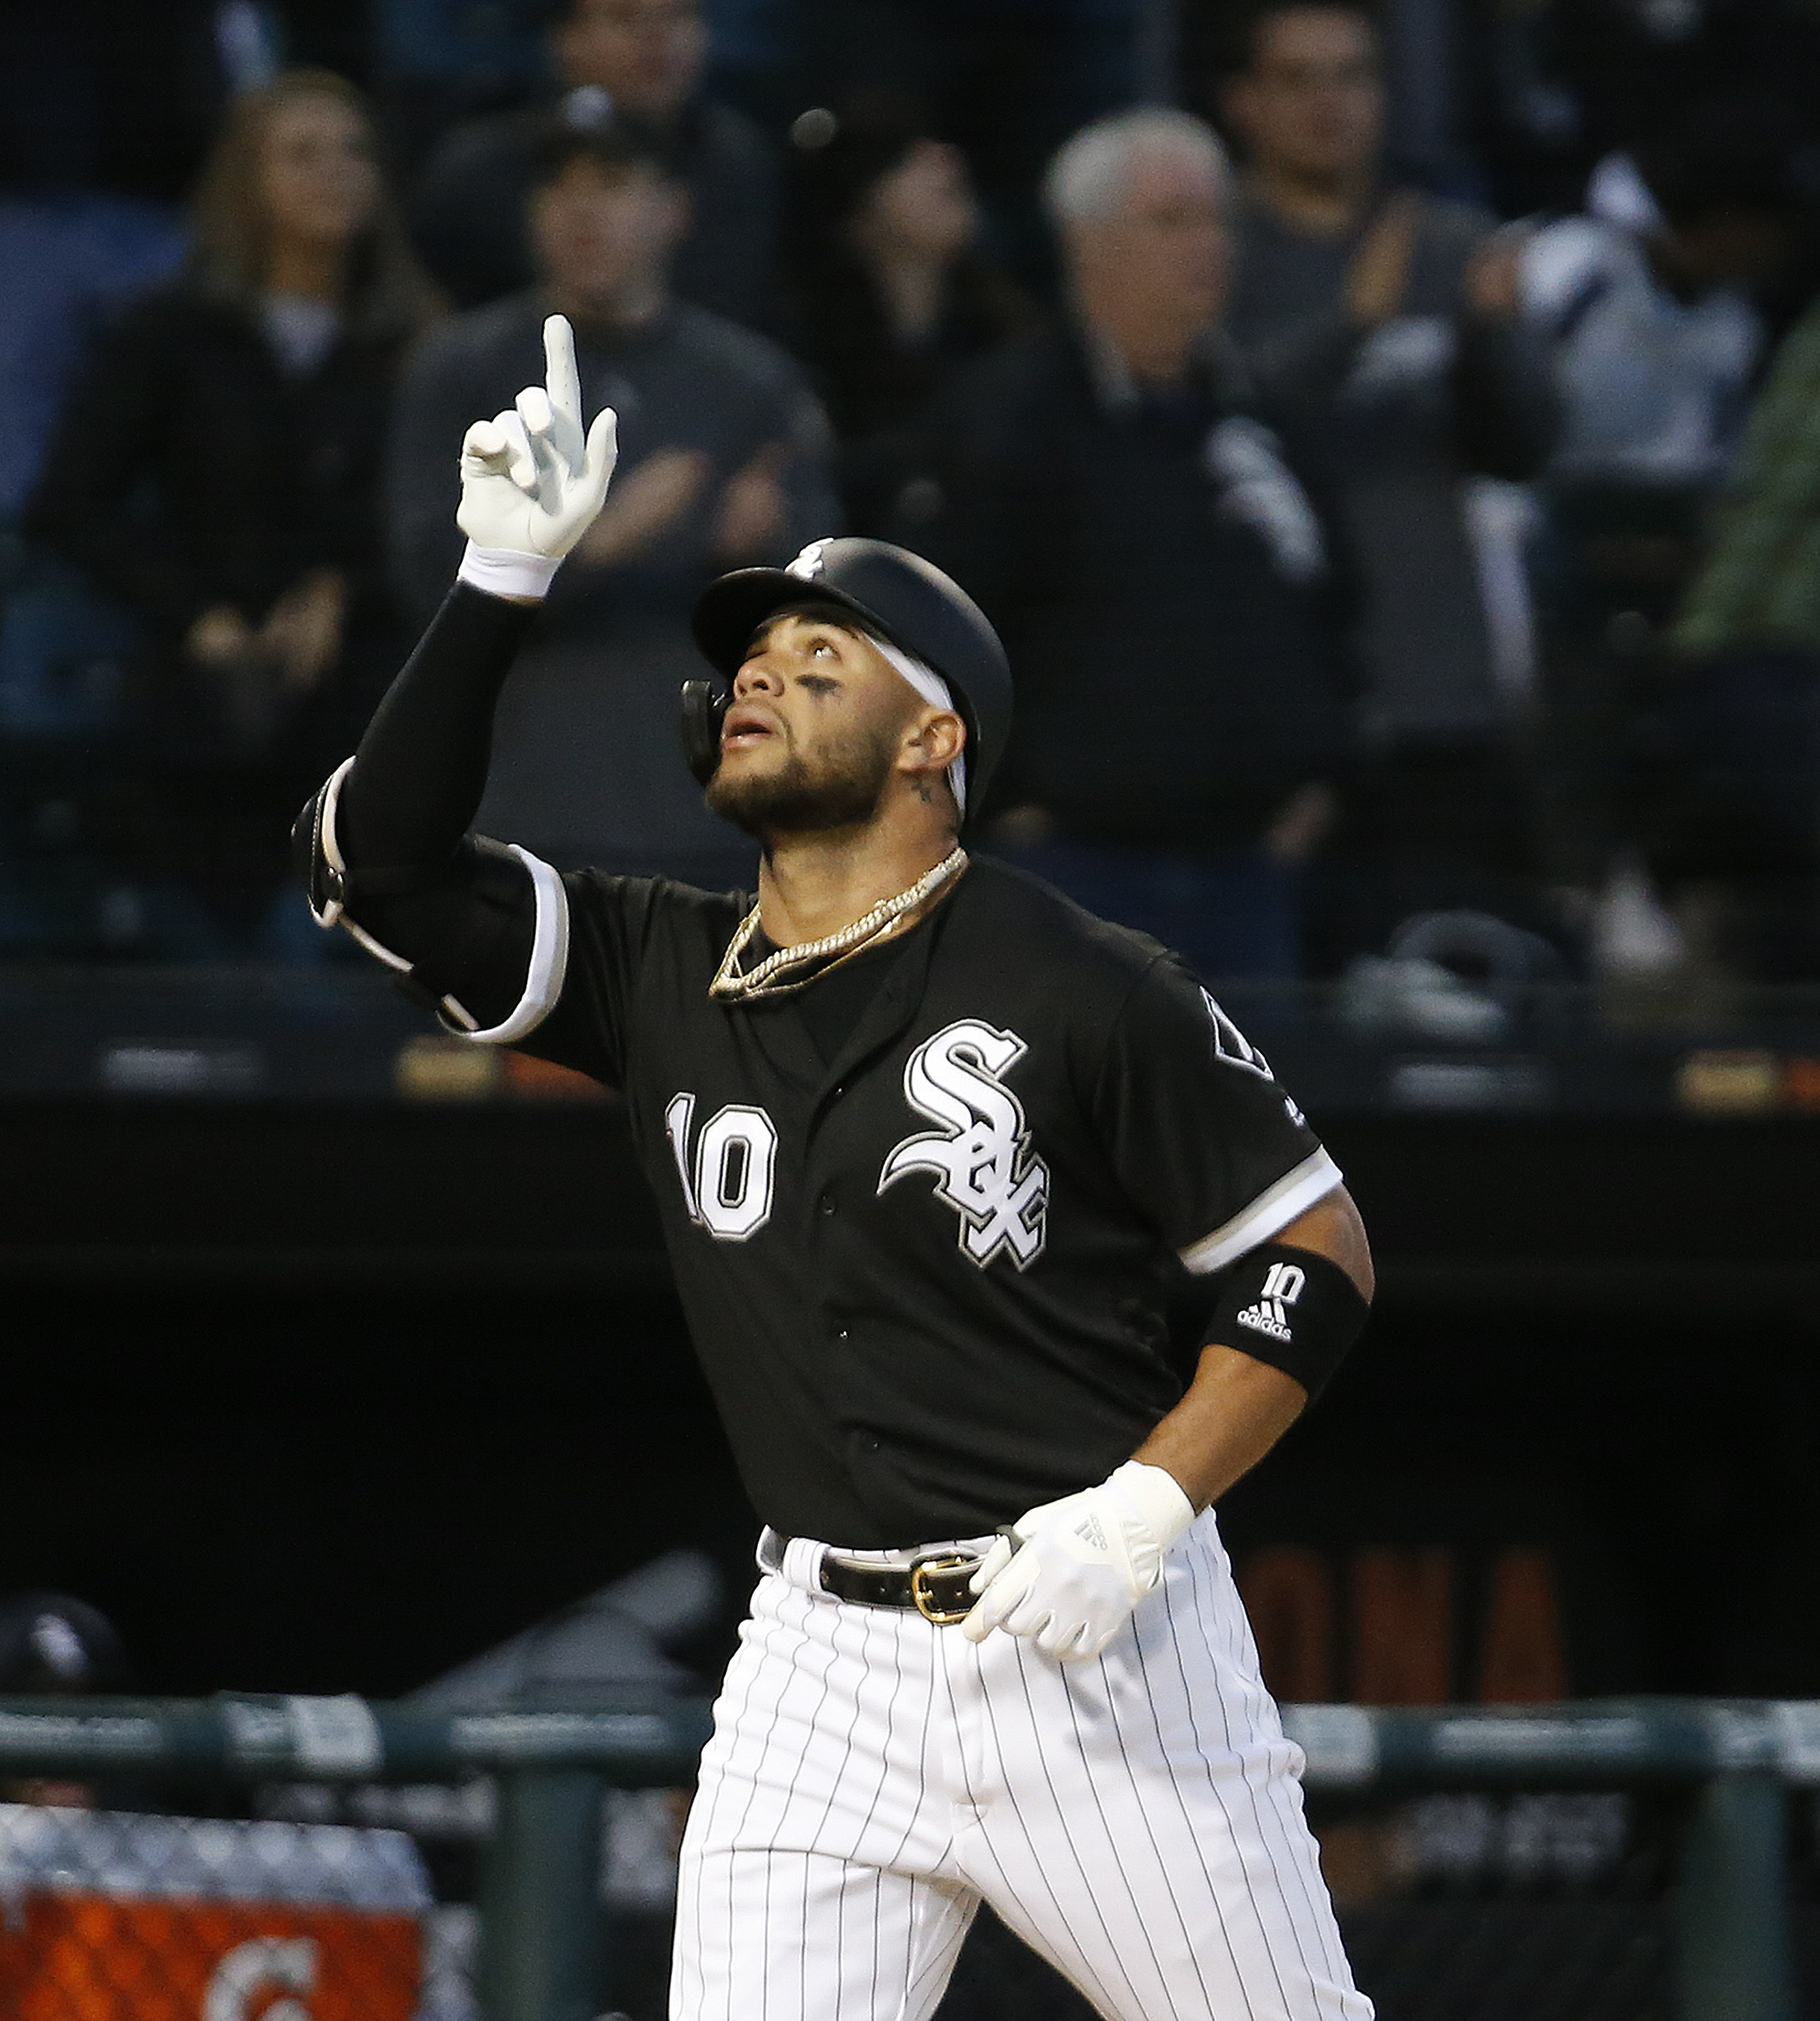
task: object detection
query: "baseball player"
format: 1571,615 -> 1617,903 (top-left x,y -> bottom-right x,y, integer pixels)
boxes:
300,316 -> 1376,2021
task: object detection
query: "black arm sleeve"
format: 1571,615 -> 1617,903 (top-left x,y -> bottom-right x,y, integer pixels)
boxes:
298,581 -> 545,1030
336,579 -> 536,870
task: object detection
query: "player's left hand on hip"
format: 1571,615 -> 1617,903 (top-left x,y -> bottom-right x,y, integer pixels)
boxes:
962,1461 -> 1196,1662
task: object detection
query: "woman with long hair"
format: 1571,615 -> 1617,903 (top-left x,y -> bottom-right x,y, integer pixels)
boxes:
780,111 -> 1036,535
28,70 -> 439,956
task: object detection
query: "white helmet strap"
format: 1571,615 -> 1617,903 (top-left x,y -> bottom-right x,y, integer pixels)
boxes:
869,635 -> 968,815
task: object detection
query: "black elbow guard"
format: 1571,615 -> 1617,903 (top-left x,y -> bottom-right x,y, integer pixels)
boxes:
293,760 -> 471,929
1206,1244 -> 1369,1400
292,762 -> 533,1028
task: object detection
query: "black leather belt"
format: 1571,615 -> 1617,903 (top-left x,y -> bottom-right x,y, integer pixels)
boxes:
816,1549 -> 982,1625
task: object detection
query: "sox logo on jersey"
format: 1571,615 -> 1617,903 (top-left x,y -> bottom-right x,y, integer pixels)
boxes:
878,1019 -> 1049,1269
661,1020 -> 1048,1266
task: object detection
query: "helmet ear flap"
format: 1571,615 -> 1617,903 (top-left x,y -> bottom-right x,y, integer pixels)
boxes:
680,678 -> 731,786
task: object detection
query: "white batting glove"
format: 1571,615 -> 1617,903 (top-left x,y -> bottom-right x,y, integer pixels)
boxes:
456,314 -> 618,601
962,1461 -> 1196,1663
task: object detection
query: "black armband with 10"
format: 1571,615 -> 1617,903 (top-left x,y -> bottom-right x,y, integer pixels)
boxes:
1206,1243 -> 1368,1399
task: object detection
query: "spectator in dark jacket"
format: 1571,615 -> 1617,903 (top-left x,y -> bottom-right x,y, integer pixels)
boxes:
915,110 -> 1348,979
389,122 -> 837,886
28,70 -> 438,956
408,0 -> 779,326
779,111 -> 1036,534
1220,0 -> 1557,742
1218,0 -> 1560,958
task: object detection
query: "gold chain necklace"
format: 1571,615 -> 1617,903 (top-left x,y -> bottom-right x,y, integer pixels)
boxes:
709,847 -> 967,1003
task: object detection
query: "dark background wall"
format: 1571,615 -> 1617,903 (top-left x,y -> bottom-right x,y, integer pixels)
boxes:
2,1101 -> 1814,1702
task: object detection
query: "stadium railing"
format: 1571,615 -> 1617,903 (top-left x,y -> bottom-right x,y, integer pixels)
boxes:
0,1694 -> 1807,2020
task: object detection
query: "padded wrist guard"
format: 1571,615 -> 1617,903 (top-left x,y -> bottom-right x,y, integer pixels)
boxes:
1206,1243 -> 1369,1400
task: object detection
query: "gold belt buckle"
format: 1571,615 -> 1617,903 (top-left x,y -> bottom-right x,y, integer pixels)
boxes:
909,1552 -> 977,1626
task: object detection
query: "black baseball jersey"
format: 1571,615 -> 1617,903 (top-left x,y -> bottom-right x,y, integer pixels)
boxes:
389,850 -> 1339,1547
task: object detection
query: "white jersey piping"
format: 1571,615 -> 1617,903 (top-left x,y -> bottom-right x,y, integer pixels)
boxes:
308,756 -> 568,1043
1176,1148 -> 1344,1276
443,846 -> 570,1044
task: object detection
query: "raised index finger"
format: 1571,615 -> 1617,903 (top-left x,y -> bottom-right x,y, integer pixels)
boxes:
543,314 -> 583,432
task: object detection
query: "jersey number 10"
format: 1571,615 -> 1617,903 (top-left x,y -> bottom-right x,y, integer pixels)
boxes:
664,1092 -> 780,1241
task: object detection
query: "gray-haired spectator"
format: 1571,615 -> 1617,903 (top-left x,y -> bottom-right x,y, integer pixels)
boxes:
914,109 -> 1348,978
1216,0 -> 1562,964
408,0 -> 779,326
389,121 -> 837,887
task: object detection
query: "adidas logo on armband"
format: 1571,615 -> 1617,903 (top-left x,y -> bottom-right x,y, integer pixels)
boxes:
1233,1261 -> 1305,1345
1234,1300 -> 1295,1343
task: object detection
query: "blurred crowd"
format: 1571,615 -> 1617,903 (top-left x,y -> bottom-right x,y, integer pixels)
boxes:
8,0 -> 1820,989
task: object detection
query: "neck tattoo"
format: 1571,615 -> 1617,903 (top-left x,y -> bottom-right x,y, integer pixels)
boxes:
709,846 -> 968,1004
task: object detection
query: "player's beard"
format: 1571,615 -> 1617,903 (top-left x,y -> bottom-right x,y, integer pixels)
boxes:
704,715 -> 900,836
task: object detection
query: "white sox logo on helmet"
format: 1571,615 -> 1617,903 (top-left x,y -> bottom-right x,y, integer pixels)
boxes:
787,538 -> 833,581
878,1019 -> 1048,1268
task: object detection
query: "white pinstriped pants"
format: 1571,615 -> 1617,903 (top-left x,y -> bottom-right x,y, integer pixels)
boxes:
671,1514 -> 1373,2021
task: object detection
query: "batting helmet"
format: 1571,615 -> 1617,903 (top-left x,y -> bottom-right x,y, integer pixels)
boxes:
685,538 -> 1013,815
